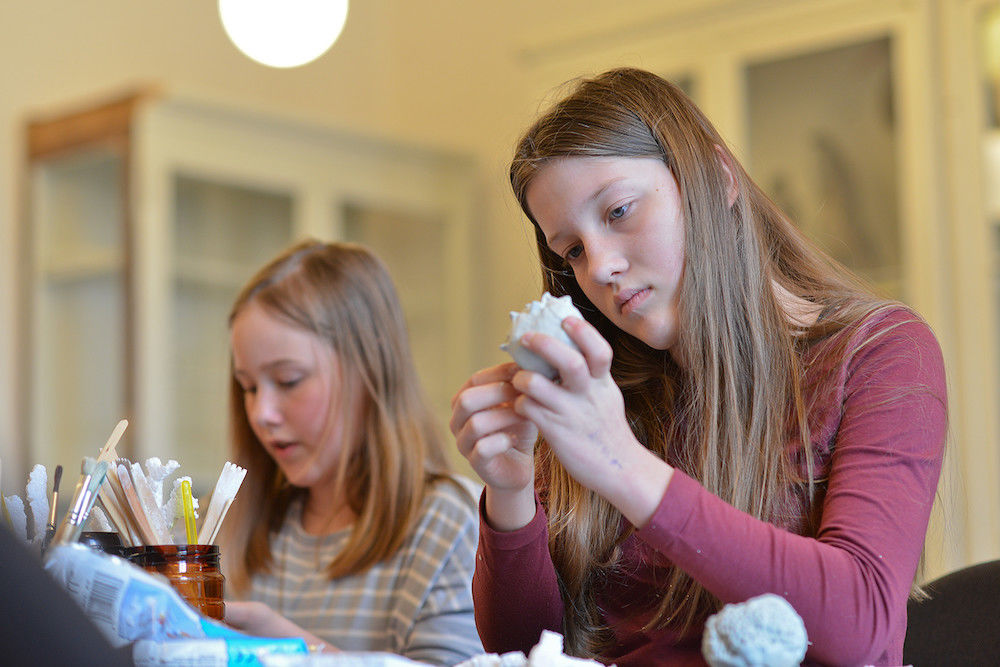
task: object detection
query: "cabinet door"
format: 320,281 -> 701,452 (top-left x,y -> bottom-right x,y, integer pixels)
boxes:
28,147 -> 129,473
133,99 -> 476,492
342,202 -> 453,430
170,174 -> 294,492
746,37 -> 900,297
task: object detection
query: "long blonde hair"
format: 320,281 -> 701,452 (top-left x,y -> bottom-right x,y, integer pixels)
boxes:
222,239 -> 451,592
510,68 -> 887,655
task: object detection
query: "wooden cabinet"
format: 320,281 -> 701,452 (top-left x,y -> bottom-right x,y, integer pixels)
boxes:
24,93 -> 476,493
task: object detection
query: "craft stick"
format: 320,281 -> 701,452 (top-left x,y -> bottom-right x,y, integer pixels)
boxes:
129,462 -> 171,544
97,489 -> 137,546
105,465 -> 137,527
97,419 -> 129,464
117,464 -> 157,545
197,462 -> 246,544
207,497 -> 234,545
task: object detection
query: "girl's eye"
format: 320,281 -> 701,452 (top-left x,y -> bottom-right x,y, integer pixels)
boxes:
241,385 -> 257,396
609,203 -> 630,220
564,244 -> 583,261
277,378 -> 302,389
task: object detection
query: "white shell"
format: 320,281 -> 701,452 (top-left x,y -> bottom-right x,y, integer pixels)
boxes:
501,293 -> 583,379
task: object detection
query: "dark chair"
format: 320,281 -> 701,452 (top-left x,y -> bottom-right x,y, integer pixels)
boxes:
903,559 -> 1000,666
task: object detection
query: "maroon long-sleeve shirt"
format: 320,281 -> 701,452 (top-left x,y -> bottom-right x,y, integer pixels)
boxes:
474,307 -> 946,666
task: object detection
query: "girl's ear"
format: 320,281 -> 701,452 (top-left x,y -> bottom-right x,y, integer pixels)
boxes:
714,145 -> 738,208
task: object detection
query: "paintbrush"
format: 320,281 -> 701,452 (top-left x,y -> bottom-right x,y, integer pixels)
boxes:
46,464 -> 63,532
51,460 -> 109,547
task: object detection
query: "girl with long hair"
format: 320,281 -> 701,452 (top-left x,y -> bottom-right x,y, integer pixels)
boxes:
221,239 -> 482,664
450,68 -> 945,665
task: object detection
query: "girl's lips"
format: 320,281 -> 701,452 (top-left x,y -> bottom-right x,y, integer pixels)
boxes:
269,441 -> 300,459
621,287 -> 651,315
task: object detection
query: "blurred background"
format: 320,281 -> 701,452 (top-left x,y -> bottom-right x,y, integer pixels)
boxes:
1,0 -> 999,582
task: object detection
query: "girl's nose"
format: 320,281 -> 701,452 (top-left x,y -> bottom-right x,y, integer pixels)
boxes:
249,388 -> 282,429
587,243 -> 627,284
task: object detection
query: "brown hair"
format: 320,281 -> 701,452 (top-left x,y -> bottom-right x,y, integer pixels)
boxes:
221,239 -> 451,592
510,68 -> 887,655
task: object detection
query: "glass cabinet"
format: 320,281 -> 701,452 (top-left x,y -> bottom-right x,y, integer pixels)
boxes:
24,94 -> 477,494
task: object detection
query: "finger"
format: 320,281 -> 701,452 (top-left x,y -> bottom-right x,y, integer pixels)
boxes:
450,381 -> 520,435
511,392 -> 556,429
454,406 -> 525,457
517,331 -> 591,389
450,363 -> 519,408
469,431 -> 517,463
562,317 -> 613,378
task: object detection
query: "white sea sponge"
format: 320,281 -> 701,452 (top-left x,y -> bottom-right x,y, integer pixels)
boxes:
26,464 -> 49,542
701,593 -> 808,667
527,630 -> 605,666
143,457 -> 180,505
501,293 -> 583,380
85,505 -> 114,532
5,495 -> 27,542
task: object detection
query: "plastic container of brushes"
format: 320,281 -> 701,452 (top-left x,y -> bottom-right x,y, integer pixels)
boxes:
124,544 -> 225,620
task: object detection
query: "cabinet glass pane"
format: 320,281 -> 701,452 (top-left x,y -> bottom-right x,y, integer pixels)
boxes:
982,4 -> 1000,416
31,149 -> 126,470
746,37 -> 899,296
171,175 -> 293,491
342,204 -> 451,428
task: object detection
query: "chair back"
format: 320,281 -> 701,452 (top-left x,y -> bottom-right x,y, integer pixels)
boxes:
903,559 -> 1000,665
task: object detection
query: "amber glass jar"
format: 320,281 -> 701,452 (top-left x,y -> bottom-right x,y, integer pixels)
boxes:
125,544 -> 225,620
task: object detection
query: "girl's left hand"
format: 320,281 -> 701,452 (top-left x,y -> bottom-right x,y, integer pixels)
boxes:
511,317 -> 671,520
225,601 -> 337,652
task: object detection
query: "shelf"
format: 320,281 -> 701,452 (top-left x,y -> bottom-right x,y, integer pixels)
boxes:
39,247 -> 122,282
173,256 -> 255,292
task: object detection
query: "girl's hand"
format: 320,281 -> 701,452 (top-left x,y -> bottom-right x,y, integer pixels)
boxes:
512,317 -> 671,526
451,363 -> 538,530
450,363 -> 538,492
224,601 -> 337,652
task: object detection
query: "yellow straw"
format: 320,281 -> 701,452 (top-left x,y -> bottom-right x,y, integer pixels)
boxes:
181,480 -> 197,545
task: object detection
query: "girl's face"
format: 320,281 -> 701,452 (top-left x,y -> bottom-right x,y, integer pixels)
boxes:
230,300 -> 362,496
526,156 -> 686,352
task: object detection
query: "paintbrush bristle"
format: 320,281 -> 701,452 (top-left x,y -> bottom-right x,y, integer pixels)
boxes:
53,465 -> 63,494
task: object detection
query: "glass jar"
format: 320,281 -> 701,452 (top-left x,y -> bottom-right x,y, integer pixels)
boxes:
125,544 -> 225,620
78,531 -> 126,556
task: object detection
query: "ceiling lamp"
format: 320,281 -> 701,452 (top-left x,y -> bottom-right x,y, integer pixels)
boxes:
218,0 -> 349,68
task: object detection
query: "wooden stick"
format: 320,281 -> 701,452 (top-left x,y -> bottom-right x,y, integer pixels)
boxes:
97,487 -> 138,546
207,498 -> 234,545
96,420 -> 129,464
129,462 -> 170,544
117,464 -> 156,545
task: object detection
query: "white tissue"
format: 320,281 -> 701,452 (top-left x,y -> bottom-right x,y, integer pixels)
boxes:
502,293 -> 583,380
701,593 -> 808,667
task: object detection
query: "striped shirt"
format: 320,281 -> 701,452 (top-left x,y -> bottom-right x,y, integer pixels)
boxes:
246,477 -> 483,665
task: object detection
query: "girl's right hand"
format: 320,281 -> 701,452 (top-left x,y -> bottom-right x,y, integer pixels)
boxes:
450,363 -> 538,530
451,363 -> 538,490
